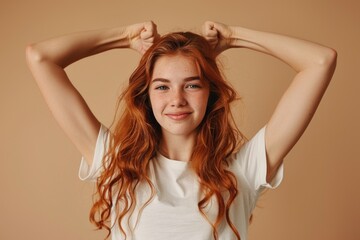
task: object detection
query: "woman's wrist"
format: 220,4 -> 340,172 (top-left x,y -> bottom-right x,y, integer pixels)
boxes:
227,26 -> 252,48
95,27 -> 131,50
227,26 -> 270,53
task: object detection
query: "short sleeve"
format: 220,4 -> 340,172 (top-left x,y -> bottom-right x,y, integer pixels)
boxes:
235,126 -> 284,192
78,124 -> 109,181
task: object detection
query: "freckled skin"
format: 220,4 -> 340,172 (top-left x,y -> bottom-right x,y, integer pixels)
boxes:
149,54 -> 210,139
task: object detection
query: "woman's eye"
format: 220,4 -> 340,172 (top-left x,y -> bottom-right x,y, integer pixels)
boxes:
186,84 -> 201,89
155,85 -> 169,90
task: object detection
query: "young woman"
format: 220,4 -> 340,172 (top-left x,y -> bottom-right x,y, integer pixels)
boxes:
26,21 -> 337,240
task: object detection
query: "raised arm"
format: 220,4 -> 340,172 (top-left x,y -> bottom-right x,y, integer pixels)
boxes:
26,21 -> 159,165
202,21 -> 337,182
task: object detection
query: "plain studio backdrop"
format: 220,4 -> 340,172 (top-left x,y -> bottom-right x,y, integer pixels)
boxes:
1,0 -> 359,239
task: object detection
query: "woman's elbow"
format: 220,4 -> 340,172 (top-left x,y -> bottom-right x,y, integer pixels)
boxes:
319,47 -> 337,68
25,43 -> 46,66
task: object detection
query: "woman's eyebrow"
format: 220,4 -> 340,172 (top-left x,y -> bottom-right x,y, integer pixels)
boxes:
151,76 -> 201,83
184,76 -> 201,81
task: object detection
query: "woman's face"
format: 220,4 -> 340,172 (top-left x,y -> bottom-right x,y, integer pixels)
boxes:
148,54 -> 210,138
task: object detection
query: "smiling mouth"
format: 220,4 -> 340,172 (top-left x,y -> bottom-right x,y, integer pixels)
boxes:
165,113 -> 191,120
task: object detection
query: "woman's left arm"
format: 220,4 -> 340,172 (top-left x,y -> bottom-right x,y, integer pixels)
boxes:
202,21 -> 337,182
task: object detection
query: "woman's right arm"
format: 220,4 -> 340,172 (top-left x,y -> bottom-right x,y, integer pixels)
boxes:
26,21 -> 159,165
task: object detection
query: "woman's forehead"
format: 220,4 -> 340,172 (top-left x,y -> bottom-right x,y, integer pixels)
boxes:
151,55 -> 199,79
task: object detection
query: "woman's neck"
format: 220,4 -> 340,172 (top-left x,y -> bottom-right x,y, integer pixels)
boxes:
159,132 -> 196,162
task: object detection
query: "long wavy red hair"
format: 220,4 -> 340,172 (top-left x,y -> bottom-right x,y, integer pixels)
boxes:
90,32 -> 245,239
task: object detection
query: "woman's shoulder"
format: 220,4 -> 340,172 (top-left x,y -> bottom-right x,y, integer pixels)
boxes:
228,125 -> 284,191
78,123 -> 111,181
233,126 -> 267,163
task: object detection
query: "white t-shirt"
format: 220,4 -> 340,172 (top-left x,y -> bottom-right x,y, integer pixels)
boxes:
79,125 -> 284,240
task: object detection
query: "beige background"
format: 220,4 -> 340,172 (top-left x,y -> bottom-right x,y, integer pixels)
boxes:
1,0 -> 359,239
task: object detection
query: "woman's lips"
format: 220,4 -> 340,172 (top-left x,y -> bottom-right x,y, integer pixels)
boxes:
165,112 -> 191,120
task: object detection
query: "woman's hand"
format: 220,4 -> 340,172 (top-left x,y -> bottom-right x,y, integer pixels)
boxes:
127,21 -> 160,55
201,21 -> 235,55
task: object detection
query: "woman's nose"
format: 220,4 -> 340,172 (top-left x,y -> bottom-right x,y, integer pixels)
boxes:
170,89 -> 187,107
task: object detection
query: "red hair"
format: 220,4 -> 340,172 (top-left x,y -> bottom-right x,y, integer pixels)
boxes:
90,32 -> 245,239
